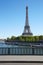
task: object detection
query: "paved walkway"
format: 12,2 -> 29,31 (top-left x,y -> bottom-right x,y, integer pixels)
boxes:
0,55 -> 43,61
0,63 -> 43,65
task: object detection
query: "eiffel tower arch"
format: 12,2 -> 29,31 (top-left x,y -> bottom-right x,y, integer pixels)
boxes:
22,6 -> 33,36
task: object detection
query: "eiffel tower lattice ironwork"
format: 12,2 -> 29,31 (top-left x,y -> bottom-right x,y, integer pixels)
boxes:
22,6 -> 33,36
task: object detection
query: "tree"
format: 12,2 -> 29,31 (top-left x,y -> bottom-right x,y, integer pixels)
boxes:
39,35 -> 43,41
10,36 -> 16,41
34,36 -> 39,41
7,37 -> 11,42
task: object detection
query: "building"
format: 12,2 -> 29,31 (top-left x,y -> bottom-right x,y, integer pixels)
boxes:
22,6 -> 33,36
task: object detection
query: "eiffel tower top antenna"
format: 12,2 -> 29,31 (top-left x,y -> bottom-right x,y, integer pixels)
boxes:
25,0 -> 29,26
26,0 -> 28,6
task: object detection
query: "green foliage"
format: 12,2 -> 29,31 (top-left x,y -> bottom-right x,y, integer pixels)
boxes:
7,36 -> 16,41
39,35 -> 43,40
6,35 -> 43,42
10,36 -> 16,41
7,37 -> 11,42
34,36 -> 39,41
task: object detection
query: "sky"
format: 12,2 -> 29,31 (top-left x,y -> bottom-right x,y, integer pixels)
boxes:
0,0 -> 43,39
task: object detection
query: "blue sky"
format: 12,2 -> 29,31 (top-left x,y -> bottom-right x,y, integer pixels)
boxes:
0,0 -> 43,39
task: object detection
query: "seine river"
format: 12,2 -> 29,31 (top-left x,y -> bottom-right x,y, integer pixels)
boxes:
0,42 -> 12,47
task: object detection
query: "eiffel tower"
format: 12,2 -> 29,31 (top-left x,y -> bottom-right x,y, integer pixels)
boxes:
22,6 -> 33,36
